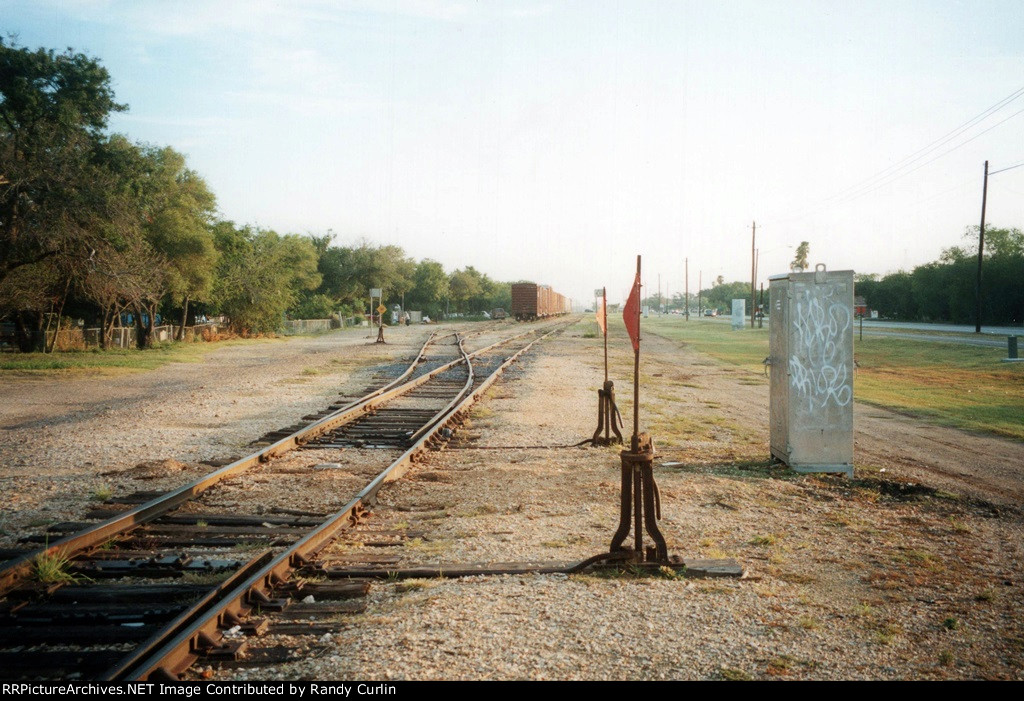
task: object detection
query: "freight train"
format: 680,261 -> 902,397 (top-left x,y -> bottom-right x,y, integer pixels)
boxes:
510,282 -> 571,321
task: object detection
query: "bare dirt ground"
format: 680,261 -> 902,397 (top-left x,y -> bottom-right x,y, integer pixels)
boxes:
3,319 -> 1023,679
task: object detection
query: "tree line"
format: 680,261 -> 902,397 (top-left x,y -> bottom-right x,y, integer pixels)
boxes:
640,230 -> 1022,325
0,40 -> 512,353
855,226 -> 1023,325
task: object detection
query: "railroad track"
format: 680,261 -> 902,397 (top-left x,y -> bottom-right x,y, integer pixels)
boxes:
0,321 -> 567,681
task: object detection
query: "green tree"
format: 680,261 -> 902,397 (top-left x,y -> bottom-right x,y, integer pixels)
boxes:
212,223 -> 321,334
0,39 -> 127,350
791,241 -> 810,271
449,267 -> 483,313
407,259 -> 450,316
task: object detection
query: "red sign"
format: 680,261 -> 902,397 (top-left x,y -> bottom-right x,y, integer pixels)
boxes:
595,298 -> 606,335
623,270 -> 641,351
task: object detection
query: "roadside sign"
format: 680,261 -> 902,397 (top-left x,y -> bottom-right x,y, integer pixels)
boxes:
370,288 -> 382,297
377,304 -> 388,315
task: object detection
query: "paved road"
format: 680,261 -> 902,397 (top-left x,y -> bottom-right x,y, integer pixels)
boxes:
859,320 -> 1023,336
857,329 -> 1010,348
856,320 -> 1022,349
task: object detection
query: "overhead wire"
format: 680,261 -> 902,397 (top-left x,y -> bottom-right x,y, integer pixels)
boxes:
762,83 -> 1024,227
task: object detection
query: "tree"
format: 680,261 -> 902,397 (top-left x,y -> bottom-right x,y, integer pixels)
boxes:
211,224 -> 321,334
449,267 -> 484,313
0,39 -> 127,351
407,259 -> 449,316
137,145 -> 218,340
791,241 -> 810,271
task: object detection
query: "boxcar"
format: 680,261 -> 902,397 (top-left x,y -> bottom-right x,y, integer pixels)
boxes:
510,282 -> 570,320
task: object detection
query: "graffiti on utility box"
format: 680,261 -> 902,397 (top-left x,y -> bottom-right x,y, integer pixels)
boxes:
789,296 -> 853,413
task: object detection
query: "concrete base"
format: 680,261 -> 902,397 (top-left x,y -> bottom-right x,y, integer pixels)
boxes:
790,464 -> 855,478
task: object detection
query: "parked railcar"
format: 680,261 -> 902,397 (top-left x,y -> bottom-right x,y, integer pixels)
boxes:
510,282 -> 570,320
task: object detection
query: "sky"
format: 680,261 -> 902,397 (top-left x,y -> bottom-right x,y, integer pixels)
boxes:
4,0 -> 1023,304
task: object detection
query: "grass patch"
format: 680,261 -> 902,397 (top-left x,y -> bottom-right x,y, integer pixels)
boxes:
91,486 -> 112,502
0,338 -> 278,375
719,667 -> 753,681
640,315 -> 1024,441
395,578 -> 438,593
33,548 -> 84,584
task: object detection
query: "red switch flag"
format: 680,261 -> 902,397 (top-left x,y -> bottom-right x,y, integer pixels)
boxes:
596,297 -> 606,335
623,269 -> 641,351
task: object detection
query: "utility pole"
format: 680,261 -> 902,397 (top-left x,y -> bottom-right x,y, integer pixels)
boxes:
698,270 -> 702,316
685,258 -> 689,321
750,221 -> 757,328
975,160 -> 988,334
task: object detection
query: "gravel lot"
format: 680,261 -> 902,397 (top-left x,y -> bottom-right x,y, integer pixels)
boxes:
3,320 -> 1022,679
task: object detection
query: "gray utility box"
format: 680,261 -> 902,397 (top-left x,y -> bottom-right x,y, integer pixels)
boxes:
768,265 -> 854,476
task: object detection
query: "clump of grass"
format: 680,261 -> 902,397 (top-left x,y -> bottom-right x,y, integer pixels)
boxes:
395,578 -> 437,593
874,621 -> 901,645
749,534 -> 779,546
942,617 -> 959,631
797,614 -> 819,630
33,549 -> 82,584
301,367 -> 321,376
181,571 -> 228,585
720,667 -> 752,681
975,587 -> 998,602
91,486 -> 112,502
938,650 -> 954,667
949,517 -> 972,534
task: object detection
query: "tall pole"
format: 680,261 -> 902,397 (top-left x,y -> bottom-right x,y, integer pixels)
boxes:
750,221 -> 757,328
698,270 -> 702,316
633,255 -> 641,451
975,160 -> 988,334
602,287 -> 608,383
658,273 -> 661,314
685,258 -> 689,321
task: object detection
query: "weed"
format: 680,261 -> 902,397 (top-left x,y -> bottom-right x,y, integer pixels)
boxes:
938,650 -> 954,667
719,667 -> 752,681
797,614 -> 819,630
396,578 -> 437,593
33,548 -> 85,584
749,534 -> 779,546
91,486 -> 112,502
941,617 -> 959,631
181,571 -> 227,585
975,587 -> 998,602
949,517 -> 972,534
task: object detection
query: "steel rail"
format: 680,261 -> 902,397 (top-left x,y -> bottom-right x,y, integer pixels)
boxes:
114,323 -> 564,681
0,325 -> 553,596
0,331 -> 439,596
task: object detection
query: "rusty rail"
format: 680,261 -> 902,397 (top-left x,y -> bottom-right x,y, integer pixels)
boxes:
110,323 -> 565,680
0,325 -> 554,596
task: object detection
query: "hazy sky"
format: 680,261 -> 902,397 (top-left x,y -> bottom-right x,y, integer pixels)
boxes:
5,0 -> 1023,303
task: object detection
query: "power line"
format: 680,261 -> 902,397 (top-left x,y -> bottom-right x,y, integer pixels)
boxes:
825,84 -> 1024,202
989,161 -> 1024,175
833,105 -> 1024,203
835,105 -> 1024,203
764,83 -> 1024,225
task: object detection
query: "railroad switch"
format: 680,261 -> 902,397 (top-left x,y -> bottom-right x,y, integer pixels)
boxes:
609,433 -> 668,563
590,379 -> 624,446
